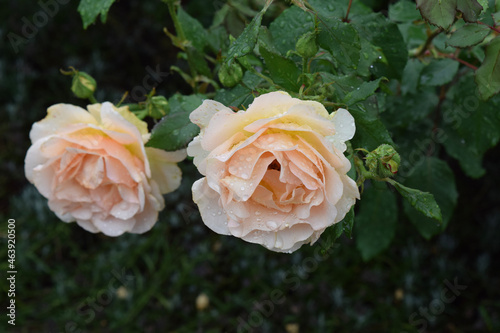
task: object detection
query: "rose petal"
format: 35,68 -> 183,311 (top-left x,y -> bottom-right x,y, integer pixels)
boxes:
29,104 -> 98,143
327,108 -> 355,152
192,178 -> 230,235
146,147 -> 186,194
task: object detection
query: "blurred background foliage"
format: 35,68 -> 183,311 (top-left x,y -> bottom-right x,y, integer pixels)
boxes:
1,0 -> 500,332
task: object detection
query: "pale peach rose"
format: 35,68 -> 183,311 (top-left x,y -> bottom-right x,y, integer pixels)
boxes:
187,91 -> 359,253
25,102 -> 186,236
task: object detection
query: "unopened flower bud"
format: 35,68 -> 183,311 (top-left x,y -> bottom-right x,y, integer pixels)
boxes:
218,62 -> 243,88
71,71 -> 97,99
147,95 -> 169,119
366,144 -> 401,178
295,31 -> 318,59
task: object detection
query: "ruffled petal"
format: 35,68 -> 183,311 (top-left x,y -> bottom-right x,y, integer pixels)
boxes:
192,178 -> 230,235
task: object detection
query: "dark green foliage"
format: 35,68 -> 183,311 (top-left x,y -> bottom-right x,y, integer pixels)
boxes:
2,0 -> 500,331
355,183 -> 398,261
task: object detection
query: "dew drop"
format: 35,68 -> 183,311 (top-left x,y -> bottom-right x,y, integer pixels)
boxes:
267,221 -> 278,229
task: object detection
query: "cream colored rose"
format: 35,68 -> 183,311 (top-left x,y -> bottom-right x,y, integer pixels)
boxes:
25,102 -> 186,236
187,91 -> 360,253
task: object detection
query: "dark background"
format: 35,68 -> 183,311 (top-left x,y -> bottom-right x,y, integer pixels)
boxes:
1,0 -> 499,332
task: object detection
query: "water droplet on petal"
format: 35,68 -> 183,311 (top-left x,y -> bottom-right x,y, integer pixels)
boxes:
267,221 -> 278,229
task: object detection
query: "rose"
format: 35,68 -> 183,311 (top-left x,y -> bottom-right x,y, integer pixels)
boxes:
25,102 -> 186,236
187,91 -> 360,253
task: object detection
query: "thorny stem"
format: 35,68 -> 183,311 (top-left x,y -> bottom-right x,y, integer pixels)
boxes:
435,51 -> 479,70
416,27 -> 443,57
448,55 -> 478,70
478,21 -> 500,34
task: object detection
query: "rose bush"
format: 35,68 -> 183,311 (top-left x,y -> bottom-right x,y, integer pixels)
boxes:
188,91 -> 360,253
25,102 -> 186,236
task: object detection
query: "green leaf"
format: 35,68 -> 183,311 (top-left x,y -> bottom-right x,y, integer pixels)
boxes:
389,179 -> 442,221
389,0 -> 422,22
475,36 -> 500,100
77,0 -> 116,29
355,184 -> 397,261
168,94 -> 205,114
349,105 -> 394,151
416,0 -> 456,28
225,1 -> 272,64
269,6 -> 314,55
207,26 -> 229,54
343,78 -> 385,106
215,71 -> 262,108
357,39 -> 381,77
402,157 -> 458,239
456,0 -> 484,22
352,13 -> 408,79
178,8 -> 208,51
443,73 -> 500,177
401,58 -> 426,95
384,87 -> 438,127
146,113 -> 199,151
397,21 -> 428,50
420,58 -> 459,86
210,3 -> 230,29
317,18 -> 360,70
308,0 -> 372,19
146,94 -> 205,151
447,23 -> 490,48
416,0 -> 483,28
259,45 -> 301,91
